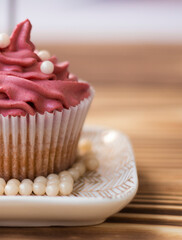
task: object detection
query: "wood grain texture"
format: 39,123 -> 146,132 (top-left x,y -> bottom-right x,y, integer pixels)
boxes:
2,44 -> 182,239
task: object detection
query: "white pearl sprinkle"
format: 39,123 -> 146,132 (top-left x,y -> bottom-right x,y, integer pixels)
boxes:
79,152 -> 93,162
0,33 -> 10,48
22,179 -> 33,185
5,183 -> 19,196
68,168 -> 80,181
47,174 -> 59,181
85,157 -> 99,171
47,178 -> 60,185
46,184 -> 59,196
78,139 -> 92,155
37,50 -> 51,61
34,176 -> 47,185
7,179 -> 20,187
0,184 -> 4,195
58,171 -> 71,179
60,174 -> 74,185
33,182 -> 46,196
40,60 -> 54,74
0,178 -> 6,187
72,162 -> 86,176
59,181 -> 73,196
19,182 -> 33,196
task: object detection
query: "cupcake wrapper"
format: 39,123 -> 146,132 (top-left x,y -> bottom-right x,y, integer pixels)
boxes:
0,88 -> 94,180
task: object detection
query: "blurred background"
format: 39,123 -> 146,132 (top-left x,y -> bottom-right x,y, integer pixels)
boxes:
1,0 -> 182,43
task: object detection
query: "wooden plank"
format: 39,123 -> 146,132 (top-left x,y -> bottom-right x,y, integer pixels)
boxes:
135,194 -> 182,201
133,199 -> 182,205
0,224 -> 182,240
39,44 -> 182,85
108,213 -> 182,226
124,204 -> 182,216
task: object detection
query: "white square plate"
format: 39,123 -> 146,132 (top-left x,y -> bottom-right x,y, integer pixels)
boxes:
0,125 -> 138,226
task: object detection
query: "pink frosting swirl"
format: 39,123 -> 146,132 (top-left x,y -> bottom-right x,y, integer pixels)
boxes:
0,19 -> 90,116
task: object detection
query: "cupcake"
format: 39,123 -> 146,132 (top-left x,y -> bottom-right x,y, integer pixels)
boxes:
0,19 -> 94,180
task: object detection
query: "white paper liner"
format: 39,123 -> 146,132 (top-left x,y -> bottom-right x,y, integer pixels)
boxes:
0,87 -> 94,180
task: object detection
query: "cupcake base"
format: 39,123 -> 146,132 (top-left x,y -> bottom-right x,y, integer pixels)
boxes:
0,88 -> 94,180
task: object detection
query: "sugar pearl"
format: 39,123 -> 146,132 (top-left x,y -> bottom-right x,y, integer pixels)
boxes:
40,60 -> 54,74
46,184 -> 59,196
68,168 -> 80,181
34,176 -> 47,185
78,139 -> 92,155
37,50 -> 51,61
0,33 -> 10,48
19,182 -> 33,196
5,183 -> 19,195
85,157 -> 99,171
58,171 -> 71,178
59,181 -> 73,196
7,179 -> 20,187
22,179 -> 33,185
60,174 -> 74,185
33,182 -> 46,196
79,152 -> 95,163
0,178 -> 6,187
47,174 -> 59,181
72,162 -> 86,176
0,184 -> 4,195
47,178 -> 60,185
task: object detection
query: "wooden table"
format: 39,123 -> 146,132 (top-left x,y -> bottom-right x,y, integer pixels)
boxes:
1,45 -> 182,239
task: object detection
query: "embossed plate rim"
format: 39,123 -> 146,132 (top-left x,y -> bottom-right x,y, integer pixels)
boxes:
0,125 -> 138,226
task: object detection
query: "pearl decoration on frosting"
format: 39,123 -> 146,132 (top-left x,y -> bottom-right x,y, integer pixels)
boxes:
0,33 -> 10,48
40,60 -> 54,74
0,139 -> 99,197
37,50 -> 51,61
